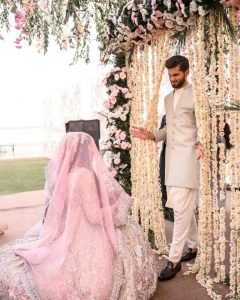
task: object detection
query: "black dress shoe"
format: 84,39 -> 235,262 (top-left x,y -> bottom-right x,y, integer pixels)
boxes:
158,261 -> 181,281
181,248 -> 197,262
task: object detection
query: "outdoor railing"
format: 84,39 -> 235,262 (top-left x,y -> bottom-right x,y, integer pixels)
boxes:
0,143 -> 45,158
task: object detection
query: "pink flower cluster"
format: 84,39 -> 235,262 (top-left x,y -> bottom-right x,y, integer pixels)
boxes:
115,129 -> 131,149
13,3 -> 38,49
107,127 -> 131,150
103,84 -> 132,109
103,67 -> 132,109
128,24 -> 157,45
104,67 -> 127,82
14,10 -> 26,48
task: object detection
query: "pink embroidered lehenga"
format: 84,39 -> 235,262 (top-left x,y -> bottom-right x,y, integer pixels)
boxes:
0,132 -> 157,300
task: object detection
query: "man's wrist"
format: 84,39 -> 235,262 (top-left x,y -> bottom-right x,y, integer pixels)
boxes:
147,131 -> 155,141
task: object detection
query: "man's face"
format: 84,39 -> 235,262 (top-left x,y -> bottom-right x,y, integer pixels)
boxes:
168,65 -> 189,89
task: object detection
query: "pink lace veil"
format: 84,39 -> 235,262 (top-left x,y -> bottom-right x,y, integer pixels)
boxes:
15,132 -> 132,300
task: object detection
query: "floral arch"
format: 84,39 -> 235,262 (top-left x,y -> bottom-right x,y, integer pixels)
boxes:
1,0 -> 240,299
102,2 -> 240,299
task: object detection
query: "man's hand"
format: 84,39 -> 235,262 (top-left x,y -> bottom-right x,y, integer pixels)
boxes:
194,142 -> 204,160
130,126 -> 155,141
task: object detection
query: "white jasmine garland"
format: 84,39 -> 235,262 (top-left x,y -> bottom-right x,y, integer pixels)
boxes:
126,32 -> 172,255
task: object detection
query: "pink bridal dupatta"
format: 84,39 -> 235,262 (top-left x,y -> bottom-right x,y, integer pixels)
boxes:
16,132 -> 132,300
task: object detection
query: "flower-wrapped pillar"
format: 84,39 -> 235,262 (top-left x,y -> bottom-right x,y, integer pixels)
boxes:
126,31 -> 171,254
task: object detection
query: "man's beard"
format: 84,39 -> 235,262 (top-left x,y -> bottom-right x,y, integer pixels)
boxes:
171,76 -> 186,89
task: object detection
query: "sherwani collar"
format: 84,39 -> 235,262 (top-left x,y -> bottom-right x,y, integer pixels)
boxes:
171,83 -> 192,115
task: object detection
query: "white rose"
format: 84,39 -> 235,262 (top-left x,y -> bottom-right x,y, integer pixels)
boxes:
117,34 -> 124,41
118,106 -> 124,113
120,114 -> 127,121
176,17 -> 184,25
114,111 -> 121,118
198,6 -> 208,16
106,141 -> 112,148
114,153 -> 120,159
190,0 -> 198,12
114,157 -> 121,164
165,20 -> 174,29
165,13 -> 175,21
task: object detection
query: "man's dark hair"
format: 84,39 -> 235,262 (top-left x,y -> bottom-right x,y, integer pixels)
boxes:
165,55 -> 189,72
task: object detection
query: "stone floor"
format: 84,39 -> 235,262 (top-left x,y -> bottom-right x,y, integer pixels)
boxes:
0,190 -> 230,300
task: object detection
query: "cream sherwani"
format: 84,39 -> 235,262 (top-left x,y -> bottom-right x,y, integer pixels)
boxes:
155,83 -> 200,263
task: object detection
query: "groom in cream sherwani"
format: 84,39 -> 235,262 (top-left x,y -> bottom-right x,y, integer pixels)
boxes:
131,55 -> 204,281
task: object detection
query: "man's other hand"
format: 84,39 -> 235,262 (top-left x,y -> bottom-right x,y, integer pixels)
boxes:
194,142 -> 204,160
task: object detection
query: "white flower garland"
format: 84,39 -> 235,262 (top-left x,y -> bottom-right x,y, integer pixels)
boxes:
228,7 -> 240,299
126,31 -> 172,254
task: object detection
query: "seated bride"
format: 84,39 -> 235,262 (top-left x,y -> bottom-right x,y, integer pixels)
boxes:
0,132 -> 157,300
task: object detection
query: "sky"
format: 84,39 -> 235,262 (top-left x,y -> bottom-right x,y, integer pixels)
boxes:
0,24 -> 172,147
0,27 -> 107,130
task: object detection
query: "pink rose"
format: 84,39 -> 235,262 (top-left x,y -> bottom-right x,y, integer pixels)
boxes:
127,0 -> 134,10
15,23 -> 22,30
104,54 -> 109,62
121,142 -> 129,149
120,115 -> 127,121
155,10 -> 163,17
115,130 -> 121,139
111,89 -> 119,97
15,10 -> 25,20
110,97 -> 117,105
151,0 -> 157,6
120,131 -> 126,140
31,2 -> 38,9
114,73 -> 120,81
128,32 -> 138,39
125,92 -> 132,99
122,88 -> 129,94
103,100 -> 111,108
120,72 -> 126,80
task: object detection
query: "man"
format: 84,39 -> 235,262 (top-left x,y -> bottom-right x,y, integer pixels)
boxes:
130,55 -> 204,281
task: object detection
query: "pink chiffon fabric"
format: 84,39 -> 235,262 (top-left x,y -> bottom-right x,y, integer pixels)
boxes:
15,132 -> 131,300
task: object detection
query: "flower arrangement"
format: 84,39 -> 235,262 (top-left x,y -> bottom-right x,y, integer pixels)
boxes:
102,0 -> 239,60
102,54 -> 132,195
